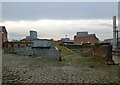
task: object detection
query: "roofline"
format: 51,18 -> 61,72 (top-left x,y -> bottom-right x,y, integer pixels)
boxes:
0,26 -> 7,33
4,41 -> 33,44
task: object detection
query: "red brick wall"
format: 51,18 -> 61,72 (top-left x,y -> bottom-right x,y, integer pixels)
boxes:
0,33 -> 2,49
2,32 -> 7,42
74,36 -> 98,45
4,42 -> 33,48
0,32 -> 8,49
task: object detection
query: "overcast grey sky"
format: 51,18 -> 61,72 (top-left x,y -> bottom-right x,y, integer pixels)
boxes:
2,2 -> 117,20
1,2 -> 118,41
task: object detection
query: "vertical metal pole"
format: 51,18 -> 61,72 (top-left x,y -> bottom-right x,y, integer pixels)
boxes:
117,30 -> 119,48
113,16 -> 117,50
118,1 -> 120,81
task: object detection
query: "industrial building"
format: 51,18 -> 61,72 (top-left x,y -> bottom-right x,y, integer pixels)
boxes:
103,38 -> 113,45
74,32 -> 99,45
3,30 -> 57,57
32,39 -> 52,48
3,41 -> 33,48
102,16 -> 120,51
4,30 -> 52,48
112,16 -> 120,51
20,30 -> 52,48
52,40 -> 62,46
0,26 -> 8,49
61,38 -> 73,45
51,37 -> 73,46
30,30 -> 37,39
20,30 -> 38,42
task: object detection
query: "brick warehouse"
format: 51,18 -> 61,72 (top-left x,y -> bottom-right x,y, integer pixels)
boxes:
74,32 -> 99,45
0,26 -> 8,49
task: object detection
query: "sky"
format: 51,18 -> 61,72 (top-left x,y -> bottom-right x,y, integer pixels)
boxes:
1,2 -> 118,41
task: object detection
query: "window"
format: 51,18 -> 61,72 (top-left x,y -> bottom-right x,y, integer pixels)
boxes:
11,44 -> 14,47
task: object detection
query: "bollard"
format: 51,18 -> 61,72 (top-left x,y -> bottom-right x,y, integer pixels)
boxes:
58,50 -> 62,61
83,80 -> 84,85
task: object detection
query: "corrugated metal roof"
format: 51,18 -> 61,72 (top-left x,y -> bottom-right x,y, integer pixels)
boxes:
0,26 -> 7,32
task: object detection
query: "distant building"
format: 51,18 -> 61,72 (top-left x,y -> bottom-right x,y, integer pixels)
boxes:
60,38 -> 74,45
102,38 -> 113,45
20,36 -> 39,42
20,30 -> 52,48
63,40 -> 74,45
32,39 -> 52,48
0,26 -> 8,49
4,41 -> 33,48
103,38 -> 120,47
20,30 -> 38,42
30,30 -> 37,39
3,29 -> 52,49
74,32 -> 99,45
52,40 -> 62,46
61,38 -> 70,42
77,32 -> 88,36
4,39 -> 53,48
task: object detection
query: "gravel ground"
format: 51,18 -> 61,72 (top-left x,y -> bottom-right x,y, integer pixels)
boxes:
2,53 -> 120,84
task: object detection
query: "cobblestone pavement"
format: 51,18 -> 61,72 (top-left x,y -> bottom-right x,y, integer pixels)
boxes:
2,53 -> 120,83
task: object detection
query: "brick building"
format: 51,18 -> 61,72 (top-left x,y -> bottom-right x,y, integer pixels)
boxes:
0,26 -> 8,49
3,41 -> 33,48
4,30 -> 52,48
74,32 -> 99,45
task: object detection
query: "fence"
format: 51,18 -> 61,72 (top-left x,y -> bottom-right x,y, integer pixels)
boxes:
66,44 -> 115,64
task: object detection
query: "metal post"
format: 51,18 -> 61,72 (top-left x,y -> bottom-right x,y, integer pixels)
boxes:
113,16 -> 117,50
58,50 -> 62,61
116,30 -> 119,48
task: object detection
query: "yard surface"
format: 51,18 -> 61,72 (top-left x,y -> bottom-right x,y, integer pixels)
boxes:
2,53 -> 120,84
